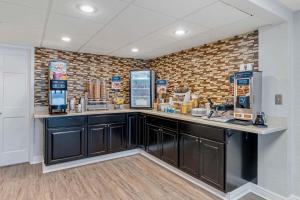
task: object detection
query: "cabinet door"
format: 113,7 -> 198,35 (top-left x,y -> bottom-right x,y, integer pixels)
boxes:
146,124 -> 161,158
137,114 -> 146,148
199,138 -> 225,190
108,123 -> 127,153
46,126 -> 86,165
179,133 -> 200,177
128,114 -> 138,149
161,129 -> 178,166
88,124 -> 107,156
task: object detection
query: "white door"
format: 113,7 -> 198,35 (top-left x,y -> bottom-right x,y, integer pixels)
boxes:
0,46 -> 30,166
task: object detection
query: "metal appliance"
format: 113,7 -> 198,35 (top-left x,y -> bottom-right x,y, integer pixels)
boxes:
48,60 -> 68,114
234,71 -> 262,122
130,69 -> 155,109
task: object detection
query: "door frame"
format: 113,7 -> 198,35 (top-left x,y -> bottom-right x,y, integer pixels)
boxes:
0,43 -> 34,165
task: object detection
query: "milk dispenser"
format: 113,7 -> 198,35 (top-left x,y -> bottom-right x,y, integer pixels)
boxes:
234,71 -> 262,122
48,60 -> 68,114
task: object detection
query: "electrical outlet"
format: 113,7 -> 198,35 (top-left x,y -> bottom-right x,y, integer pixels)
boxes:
275,94 -> 283,105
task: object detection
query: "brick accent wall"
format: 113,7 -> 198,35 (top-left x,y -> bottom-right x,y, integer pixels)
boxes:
148,30 -> 258,105
34,30 -> 258,106
34,48 -> 147,106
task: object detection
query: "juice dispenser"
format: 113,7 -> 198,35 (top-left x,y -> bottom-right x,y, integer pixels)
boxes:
234,71 -> 262,122
48,60 -> 68,114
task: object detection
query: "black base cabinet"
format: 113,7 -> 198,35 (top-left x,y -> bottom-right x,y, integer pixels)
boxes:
45,116 -> 87,165
108,122 -> 127,153
88,124 -> 107,156
44,113 -> 257,194
179,122 -> 225,191
146,116 -> 179,167
137,114 -> 146,148
161,128 -> 178,166
179,133 -> 200,177
199,138 -> 224,190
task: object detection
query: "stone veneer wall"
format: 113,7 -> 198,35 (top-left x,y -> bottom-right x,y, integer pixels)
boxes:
34,48 -> 147,106
148,30 -> 258,105
34,31 -> 258,106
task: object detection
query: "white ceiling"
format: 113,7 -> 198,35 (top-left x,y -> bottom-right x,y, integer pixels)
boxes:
277,0 -> 300,12
0,0 -> 287,59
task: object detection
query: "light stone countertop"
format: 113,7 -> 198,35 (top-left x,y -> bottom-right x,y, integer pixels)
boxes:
34,109 -> 287,135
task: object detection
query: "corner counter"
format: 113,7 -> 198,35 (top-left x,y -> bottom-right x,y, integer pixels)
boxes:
34,109 -> 287,135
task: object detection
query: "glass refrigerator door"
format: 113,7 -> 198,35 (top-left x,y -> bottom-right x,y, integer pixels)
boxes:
131,71 -> 151,108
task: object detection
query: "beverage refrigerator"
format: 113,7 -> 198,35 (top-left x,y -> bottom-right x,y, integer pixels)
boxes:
130,70 -> 155,109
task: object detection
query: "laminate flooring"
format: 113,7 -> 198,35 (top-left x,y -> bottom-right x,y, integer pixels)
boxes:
0,155 -> 264,200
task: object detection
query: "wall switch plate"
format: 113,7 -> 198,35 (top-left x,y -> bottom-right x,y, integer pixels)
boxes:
275,94 -> 283,105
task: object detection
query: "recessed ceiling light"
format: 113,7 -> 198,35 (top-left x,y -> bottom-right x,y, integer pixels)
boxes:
174,29 -> 187,36
131,48 -> 139,53
78,4 -> 96,13
61,36 -> 71,42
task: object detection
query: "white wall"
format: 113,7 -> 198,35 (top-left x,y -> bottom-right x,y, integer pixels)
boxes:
293,11 -> 300,198
258,23 -> 292,197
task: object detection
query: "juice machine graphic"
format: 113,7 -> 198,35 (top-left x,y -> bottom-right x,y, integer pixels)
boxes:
234,71 -> 262,121
48,60 -> 68,114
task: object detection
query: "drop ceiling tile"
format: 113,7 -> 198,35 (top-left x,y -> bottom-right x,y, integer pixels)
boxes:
0,2 -> 46,46
133,0 -> 217,18
184,1 -> 249,29
51,0 -> 129,23
42,13 -> 100,51
0,0 -> 49,10
157,20 -> 208,40
81,5 -> 175,54
111,33 -> 176,58
138,16 -> 267,59
207,16 -> 265,39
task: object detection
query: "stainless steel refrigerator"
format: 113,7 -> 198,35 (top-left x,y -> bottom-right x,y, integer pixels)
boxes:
130,70 -> 155,109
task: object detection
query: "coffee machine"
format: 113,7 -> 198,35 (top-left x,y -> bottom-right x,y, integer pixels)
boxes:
233,71 -> 262,122
48,60 -> 68,114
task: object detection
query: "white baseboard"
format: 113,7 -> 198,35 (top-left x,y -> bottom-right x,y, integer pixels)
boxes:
42,149 -> 140,173
250,183 -> 290,200
30,155 -> 43,164
226,183 -> 252,200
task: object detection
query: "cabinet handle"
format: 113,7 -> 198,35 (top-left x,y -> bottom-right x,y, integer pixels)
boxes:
199,139 -> 202,143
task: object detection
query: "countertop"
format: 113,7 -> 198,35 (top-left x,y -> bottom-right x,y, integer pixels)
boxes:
34,109 -> 287,135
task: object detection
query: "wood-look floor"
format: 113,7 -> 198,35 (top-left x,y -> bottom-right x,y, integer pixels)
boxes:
0,155 -> 264,200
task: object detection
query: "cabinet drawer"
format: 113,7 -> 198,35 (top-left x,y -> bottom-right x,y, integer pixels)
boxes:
180,122 -> 225,142
147,115 -> 178,131
88,114 -> 126,125
47,116 -> 86,128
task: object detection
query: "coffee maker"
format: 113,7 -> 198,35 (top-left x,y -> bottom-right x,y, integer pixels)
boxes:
234,71 -> 262,122
48,60 -> 68,114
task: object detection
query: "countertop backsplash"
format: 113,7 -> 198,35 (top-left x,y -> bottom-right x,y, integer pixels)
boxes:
149,30 -> 258,105
34,48 -> 147,106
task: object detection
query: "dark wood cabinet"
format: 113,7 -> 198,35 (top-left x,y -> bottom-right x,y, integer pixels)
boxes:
128,114 -> 138,149
146,124 -> 161,158
42,112 -> 257,193
88,124 -> 107,156
46,126 -> 86,165
137,114 -> 146,148
199,138 -> 225,190
179,122 -> 225,191
161,128 -> 178,166
146,116 -> 179,167
179,132 -> 200,177
108,122 -> 127,153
